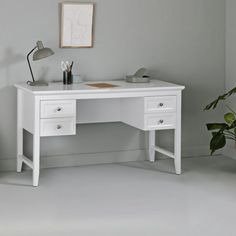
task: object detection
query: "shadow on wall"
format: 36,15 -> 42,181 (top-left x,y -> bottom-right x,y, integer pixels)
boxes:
38,66 -> 50,81
0,48 -> 25,159
0,48 -> 25,88
0,86 -> 17,160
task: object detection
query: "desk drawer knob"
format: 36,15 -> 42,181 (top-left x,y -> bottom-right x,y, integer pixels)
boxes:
159,119 -> 164,124
56,107 -> 62,112
57,125 -> 62,130
159,103 -> 164,107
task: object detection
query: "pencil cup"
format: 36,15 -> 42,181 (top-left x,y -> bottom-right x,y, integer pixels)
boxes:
63,71 -> 72,85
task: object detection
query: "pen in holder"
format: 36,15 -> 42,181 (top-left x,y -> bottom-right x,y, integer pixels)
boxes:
63,71 -> 72,84
61,61 -> 74,85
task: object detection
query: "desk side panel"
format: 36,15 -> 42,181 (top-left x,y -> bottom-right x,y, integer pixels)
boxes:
18,89 -> 35,134
121,97 -> 145,130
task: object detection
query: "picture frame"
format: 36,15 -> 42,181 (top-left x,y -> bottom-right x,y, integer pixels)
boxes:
60,2 -> 94,48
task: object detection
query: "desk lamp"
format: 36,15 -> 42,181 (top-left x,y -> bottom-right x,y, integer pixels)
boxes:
27,41 -> 54,86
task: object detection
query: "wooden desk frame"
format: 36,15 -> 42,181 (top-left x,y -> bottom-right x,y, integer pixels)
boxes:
15,80 -> 185,186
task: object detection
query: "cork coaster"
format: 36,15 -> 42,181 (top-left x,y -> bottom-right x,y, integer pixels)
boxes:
86,83 -> 119,88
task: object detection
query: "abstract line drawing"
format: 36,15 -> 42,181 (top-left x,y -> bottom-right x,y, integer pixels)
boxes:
61,3 -> 94,48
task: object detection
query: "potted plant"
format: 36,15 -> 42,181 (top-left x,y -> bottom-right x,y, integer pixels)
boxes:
205,87 -> 236,154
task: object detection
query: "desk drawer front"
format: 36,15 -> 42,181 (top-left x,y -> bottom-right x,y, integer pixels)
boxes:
145,113 -> 176,130
145,96 -> 176,113
40,118 -> 76,137
41,100 -> 76,118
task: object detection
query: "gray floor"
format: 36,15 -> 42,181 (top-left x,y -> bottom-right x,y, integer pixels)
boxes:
0,156 -> 236,236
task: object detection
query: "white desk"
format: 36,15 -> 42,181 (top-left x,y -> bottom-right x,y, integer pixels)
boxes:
15,80 -> 185,186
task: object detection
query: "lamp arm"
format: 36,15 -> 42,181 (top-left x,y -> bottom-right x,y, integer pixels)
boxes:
27,46 -> 37,82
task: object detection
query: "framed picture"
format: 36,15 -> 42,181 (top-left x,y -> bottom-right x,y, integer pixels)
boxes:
60,2 -> 94,48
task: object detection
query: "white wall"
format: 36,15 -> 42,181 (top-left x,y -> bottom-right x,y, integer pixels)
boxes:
0,0 -> 225,170
226,0 -> 236,93
225,0 -> 236,152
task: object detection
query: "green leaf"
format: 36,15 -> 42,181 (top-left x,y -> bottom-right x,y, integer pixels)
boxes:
204,86 -> 236,111
228,87 -> 236,96
204,94 -> 227,110
234,128 -> 236,134
206,123 -> 228,131
229,120 -> 236,129
204,99 -> 219,110
210,132 -> 226,155
224,113 -> 235,124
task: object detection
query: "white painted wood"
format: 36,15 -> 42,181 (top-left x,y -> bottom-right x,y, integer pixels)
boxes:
37,91 -> 182,101
121,97 -> 176,131
17,89 -> 35,172
148,131 -> 155,162
41,100 -> 76,118
144,96 -> 176,113
144,113 -> 176,131
77,99 -> 121,124
15,79 -> 185,186
21,91 -> 35,134
17,90 -> 23,172
19,155 -> 34,169
174,92 -> 182,175
33,96 -> 41,187
155,146 -> 174,159
40,118 -> 76,137
15,80 -> 185,95
121,97 -> 145,130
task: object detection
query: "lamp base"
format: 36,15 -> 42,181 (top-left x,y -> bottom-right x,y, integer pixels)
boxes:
27,80 -> 48,86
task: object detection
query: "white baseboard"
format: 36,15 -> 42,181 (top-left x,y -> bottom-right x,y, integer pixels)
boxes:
157,145 -> 213,159
0,145 -> 213,172
182,145 -> 212,157
223,147 -> 236,160
0,149 -> 147,172
40,149 -> 148,169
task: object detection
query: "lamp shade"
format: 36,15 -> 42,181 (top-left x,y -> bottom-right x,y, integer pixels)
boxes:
33,41 -> 54,61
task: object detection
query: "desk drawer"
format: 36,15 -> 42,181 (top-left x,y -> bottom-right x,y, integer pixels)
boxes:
145,113 -> 176,130
145,96 -> 176,113
41,100 -> 76,118
40,118 -> 76,137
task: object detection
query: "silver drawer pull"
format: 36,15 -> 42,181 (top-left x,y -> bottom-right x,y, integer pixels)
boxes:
57,125 -> 62,130
159,103 -> 164,107
56,107 -> 62,112
159,119 -> 164,124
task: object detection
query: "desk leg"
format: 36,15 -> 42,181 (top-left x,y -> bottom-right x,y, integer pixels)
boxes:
174,93 -> 182,174
148,131 -> 156,162
33,133 -> 40,187
33,97 -> 40,187
17,90 -> 23,172
174,128 -> 181,174
17,127 -> 23,172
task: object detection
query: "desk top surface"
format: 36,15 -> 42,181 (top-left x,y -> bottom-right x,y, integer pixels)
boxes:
15,79 -> 185,95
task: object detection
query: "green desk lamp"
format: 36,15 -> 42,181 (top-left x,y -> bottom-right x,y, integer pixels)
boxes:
27,41 -> 54,86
